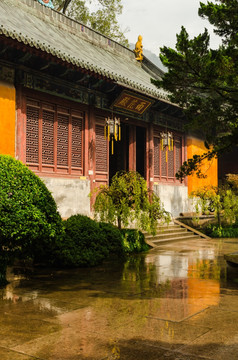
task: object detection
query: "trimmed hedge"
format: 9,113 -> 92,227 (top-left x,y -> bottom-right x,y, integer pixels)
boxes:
53,216 -> 149,267
0,155 -> 63,265
98,222 -> 124,256
54,215 -> 109,267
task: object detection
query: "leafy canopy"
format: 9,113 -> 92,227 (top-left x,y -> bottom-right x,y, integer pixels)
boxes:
52,0 -> 129,46
191,184 -> 238,228
152,0 -> 238,179
93,171 -> 170,235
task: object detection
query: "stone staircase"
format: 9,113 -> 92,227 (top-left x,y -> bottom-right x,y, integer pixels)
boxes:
144,220 -> 209,248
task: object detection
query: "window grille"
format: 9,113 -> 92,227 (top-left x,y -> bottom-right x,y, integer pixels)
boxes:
26,99 -> 83,175
154,137 -> 160,176
72,117 -> 82,168
26,106 -> 39,164
42,110 -> 54,165
57,113 -> 69,167
95,124 -> 107,172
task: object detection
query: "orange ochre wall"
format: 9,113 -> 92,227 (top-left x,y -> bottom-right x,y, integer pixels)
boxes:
187,137 -> 218,194
0,81 -> 16,156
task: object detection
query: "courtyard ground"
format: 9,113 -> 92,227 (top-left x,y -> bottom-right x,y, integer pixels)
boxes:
1,237 -> 238,359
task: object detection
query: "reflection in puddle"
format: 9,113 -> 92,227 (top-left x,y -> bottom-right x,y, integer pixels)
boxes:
1,239 -> 238,359
0,245 -> 226,316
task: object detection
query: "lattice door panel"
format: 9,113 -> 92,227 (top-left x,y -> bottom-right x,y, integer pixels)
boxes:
26,106 -> 39,164
175,138 -> 182,173
25,97 -> 84,175
154,137 -> 160,176
71,117 -> 82,168
161,149 -> 167,177
168,149 -> 174,178
96,125 -> 107,172
42,110 -> 54,165
57,114 -> 69,166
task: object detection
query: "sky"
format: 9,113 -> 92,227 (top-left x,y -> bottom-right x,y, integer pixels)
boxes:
118,0 -> 221,56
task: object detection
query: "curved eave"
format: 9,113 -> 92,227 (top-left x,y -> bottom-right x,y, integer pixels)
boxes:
0,26 -> 170,102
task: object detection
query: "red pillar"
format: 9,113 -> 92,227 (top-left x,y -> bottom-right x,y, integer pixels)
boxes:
129,125 -> 136,171
88,106 -> 96,208
147,123 -> 154,191
16,86 -> 26,163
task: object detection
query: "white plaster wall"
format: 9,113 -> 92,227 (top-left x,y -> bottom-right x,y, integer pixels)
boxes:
41,177 -> 91,218
153,183 -> 189,218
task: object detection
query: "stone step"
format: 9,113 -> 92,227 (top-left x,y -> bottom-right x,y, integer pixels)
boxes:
146,230 -> 189,241
151,234 -> 201,245
157,224 -> 182,231
144,221 -> 204,247
155,228 -> 188,235
143,225 -> 183,237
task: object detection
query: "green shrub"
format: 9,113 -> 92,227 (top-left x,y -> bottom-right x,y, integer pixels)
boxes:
191,185 -> 238,226
0,155 -> 63,264
54,215 -> 109,267
53,217 -> 149,267
120,229 -> 149,254
226,174 -> 238,195
98,222 -> 124,256
205,224 -> 238,238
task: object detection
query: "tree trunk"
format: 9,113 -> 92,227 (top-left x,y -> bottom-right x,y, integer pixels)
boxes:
217,210 -> 221,227
117,216 -> 122,230
0,254 -> 8,287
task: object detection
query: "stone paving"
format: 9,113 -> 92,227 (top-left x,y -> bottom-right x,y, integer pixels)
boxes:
1,238 -> 238,359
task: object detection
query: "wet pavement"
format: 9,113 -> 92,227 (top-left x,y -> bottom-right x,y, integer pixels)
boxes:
1,238 -> 238,360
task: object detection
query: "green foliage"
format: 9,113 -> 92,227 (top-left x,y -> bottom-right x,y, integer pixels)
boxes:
54,214 -> 109,267
52,0 -> 129,46
53,215 -> 149,267
0,155 -> 63,264
191,185 -> 238,227
98,222 -> 124,256
120,229 -> 149,254
93,171 -> 170,235
205,224 -> 238,238
153,0 -> 238,179
226,174 -> 238,195
0,157 -> 152,281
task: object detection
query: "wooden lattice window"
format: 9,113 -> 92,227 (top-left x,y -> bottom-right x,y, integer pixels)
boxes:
42,110 -> 54,165
161,149 -> 167,177
72,117 -> 82,168
154,137 -> 160,176
26,105 -> 39,164
95,124 -> 107,172
168,149 -> 174,178
175,137 -> 182,173
26,99 -> 84,175
57,113 -> 69,167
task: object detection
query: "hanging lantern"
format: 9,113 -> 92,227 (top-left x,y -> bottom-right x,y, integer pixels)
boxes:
160,131 -> 173,162
104,116 -> 121,155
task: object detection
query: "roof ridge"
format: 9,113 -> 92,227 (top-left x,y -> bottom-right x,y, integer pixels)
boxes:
0,0 -> 169,101
18,0 -> 133,58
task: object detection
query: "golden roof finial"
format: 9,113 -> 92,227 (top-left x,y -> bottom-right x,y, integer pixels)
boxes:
134,35 -> 143,61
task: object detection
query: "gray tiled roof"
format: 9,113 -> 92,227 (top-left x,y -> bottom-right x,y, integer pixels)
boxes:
0,0 -> 169,100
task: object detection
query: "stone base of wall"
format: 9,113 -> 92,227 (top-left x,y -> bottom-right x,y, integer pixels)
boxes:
153,183 -> 189,218
41,177 -> 91,219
